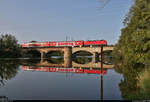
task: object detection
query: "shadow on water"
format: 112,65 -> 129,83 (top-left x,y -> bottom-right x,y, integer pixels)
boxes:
0,59 -> 20,87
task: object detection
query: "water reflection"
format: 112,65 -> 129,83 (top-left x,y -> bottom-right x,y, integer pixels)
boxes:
0,96 -> 10,102
20,56 -> 114,100
72,56 -> 92,64
114,62 -> 150,100
20,58 -> 41,65
47,57 -> 64,64
45,53 -> 113,65
21,58 -> 114,69
0,60 -> 20,87
21,61 -> 107,100
21,56 -> 112,75
0,56 -> 123,100
22,66 -> 107,75
0,57 -> 149,100
103,56 -> 113,65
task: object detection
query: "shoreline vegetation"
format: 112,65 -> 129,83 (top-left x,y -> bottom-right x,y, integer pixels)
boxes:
112,0 -> 150,99
113,0 -> 150,67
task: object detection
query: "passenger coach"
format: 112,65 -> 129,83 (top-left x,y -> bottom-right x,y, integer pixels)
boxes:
21,40 -> 107,48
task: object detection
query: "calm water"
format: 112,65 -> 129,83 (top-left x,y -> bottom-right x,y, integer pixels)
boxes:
0,56 -> 124,100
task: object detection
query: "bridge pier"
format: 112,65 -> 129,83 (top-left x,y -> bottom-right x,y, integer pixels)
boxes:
64,47 -> 72,68
40,51 -> 46,63
92,52 -> 97,63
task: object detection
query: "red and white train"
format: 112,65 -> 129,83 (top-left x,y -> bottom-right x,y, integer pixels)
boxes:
21,40 -> 107,48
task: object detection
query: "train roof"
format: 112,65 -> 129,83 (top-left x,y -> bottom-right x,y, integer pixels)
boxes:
22,40 -> 106,44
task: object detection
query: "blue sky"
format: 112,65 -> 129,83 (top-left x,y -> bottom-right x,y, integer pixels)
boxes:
0,0 -> 133,44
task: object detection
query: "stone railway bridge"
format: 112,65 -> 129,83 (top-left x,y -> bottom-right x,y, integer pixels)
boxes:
22,46 -> 114,67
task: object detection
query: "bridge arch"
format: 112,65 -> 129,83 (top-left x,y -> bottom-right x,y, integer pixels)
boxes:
72,50 -> 94,64
45,50 -> 64,58
46,57 -> 64,64
98,50 -> 113,55
24,50 -> 41,58
102,50 -> 113,65
72,50 -> 93,56
45,51 -> 64,64
72,61 -> 114,69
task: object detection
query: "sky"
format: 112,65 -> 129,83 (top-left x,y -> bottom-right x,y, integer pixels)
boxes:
0,0 -> 133,45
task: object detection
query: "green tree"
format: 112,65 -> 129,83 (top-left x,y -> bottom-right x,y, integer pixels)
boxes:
113,0 -> 150,99
0,34 -> 21,58
114,0 -> 150,66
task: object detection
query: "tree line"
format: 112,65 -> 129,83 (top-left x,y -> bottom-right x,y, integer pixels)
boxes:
0,34 -> 21,58
113,0 -> 150,67
113,0 -> 150,99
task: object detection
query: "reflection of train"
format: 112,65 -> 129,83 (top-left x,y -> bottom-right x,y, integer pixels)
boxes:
22,66 -> 107,75
21,40 -> 107,48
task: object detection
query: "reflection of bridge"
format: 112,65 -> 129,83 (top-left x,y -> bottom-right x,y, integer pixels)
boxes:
22,60 -> 114,69
72,62 -> 114,69
22,46 -> 114,67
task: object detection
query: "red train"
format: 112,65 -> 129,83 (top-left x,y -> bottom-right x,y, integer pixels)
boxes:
21,40 -> 107,48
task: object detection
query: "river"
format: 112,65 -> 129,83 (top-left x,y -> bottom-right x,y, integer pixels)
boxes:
0,56 -> 149,100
